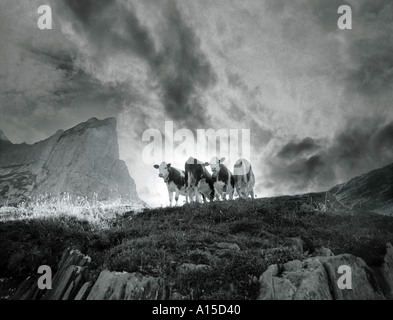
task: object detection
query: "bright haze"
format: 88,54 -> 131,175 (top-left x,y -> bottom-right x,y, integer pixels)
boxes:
1,0 -> 392,207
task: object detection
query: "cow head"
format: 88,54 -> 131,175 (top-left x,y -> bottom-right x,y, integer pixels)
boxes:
204,157 -> 225,175
154,162 -> 171,182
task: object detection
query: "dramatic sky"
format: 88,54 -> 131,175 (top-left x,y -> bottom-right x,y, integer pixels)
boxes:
1,0 -> 392,207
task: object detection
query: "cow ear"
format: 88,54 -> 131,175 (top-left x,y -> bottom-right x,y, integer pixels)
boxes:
167,163 -> 171,168
203,162 -> 209,166
220,157 -> 225,163
154,165 -> 159,169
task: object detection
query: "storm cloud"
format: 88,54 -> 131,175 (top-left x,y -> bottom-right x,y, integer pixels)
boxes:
307,0 -> 393,96
62,0 -> 217,129
265,117 -> 393,194
277,137 -> 320,159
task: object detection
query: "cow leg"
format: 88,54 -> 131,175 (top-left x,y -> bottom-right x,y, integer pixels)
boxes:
175,189 -> 180,206
168,190 -> 174,207
228,185 -> 234,200
250,189 -> 254,200
222,191 -> 227,200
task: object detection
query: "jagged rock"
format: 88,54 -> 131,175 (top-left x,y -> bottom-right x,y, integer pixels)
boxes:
373,243 -> 393,299
12,276 -> 40,300
41,248 -> 91,300
86,270 -> 165,300
74,282 -> 93,300
258,264 -> 298,300
289,258 -> 332,300
258,264 -> 279,300
0,117 -> 143,206
258,258 -> 332,300
259,252 -> 386,300
272,277 -> 296,300
320,254 -> 385,300
11,247 -> 91,300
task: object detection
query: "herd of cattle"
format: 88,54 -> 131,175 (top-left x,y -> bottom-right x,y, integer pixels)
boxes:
154,156 -> 255,206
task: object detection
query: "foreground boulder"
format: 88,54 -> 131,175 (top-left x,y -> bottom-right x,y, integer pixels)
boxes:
258,251 -> 388,300
258,259 -> 332,300
319,254 -> 384,300
86,270 -> 165,300
13,248 -> 91,300
371,242 -> 393,299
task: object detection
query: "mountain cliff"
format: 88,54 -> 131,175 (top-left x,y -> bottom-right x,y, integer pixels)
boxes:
329,162 -> 393,215
0,117 -> 143,206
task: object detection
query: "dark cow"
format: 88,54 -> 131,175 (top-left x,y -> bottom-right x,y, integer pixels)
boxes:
204,157 -> 235,200
154,162 -> 189,206
233,158 -> 255,199
185,157 -> 215,202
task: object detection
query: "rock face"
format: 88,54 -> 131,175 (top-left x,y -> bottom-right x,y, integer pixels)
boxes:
0,117 -> 142,206
328,162 -> 393,215
258,249 -> 391,300
13,248 -> 92,300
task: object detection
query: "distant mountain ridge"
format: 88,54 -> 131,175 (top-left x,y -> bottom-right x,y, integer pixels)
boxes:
0,117 -> 144,207
329,162 -> 393,215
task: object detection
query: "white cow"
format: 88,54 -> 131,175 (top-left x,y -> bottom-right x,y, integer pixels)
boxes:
154,162 -> 190,206
233,158 -> 255,199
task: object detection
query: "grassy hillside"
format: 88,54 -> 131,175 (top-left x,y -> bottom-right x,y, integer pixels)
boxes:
1,196 -> 393,300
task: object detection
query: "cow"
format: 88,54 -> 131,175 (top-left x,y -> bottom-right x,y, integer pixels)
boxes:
233,158 -> 255,199
203,157 -> 235,200
154,162 -> 190,206
184,157 -> 215,203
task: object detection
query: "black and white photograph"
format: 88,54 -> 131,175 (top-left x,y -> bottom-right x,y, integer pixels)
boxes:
0,0 -> 392,308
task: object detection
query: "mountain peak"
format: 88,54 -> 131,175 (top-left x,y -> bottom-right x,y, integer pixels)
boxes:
0,129 -> 10,142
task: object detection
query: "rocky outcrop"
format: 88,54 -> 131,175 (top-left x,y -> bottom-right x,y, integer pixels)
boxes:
258,244 -> 393,300
372,242 -> 393,299
11,242 -> 393,300
13,248 -> 92,300
0,117 -> 143,206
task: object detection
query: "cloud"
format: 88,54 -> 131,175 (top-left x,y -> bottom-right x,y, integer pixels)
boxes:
277,137 -> 321,159
306,0 -> 393,96
62,0 -> 217,130
264,117 -> 393,195
329,118 -> 393,175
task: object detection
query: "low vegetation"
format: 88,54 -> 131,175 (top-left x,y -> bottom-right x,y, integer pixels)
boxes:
1,195 -> 393,300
